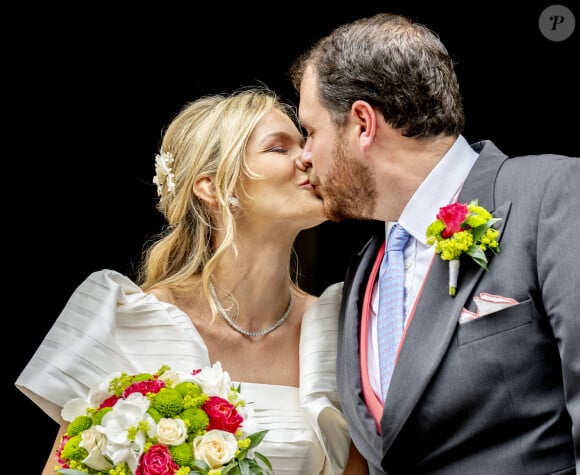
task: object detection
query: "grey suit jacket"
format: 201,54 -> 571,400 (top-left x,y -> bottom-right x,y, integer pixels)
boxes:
336,140 -> 579,474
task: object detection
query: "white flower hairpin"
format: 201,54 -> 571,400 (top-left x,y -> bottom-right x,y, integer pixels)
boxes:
153,150 -> 176,201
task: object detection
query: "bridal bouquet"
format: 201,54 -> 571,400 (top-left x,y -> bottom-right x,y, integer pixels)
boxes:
55,362 -> 272,475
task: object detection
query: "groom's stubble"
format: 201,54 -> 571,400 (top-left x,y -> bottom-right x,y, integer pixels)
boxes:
322,133 -> 377,222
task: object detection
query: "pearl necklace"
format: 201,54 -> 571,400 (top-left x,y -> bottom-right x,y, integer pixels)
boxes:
209,283 -> 294,337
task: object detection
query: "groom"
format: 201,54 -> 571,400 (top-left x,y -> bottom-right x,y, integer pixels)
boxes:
290,12 -> 579,474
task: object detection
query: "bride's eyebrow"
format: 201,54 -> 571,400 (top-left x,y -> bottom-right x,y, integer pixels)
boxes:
257,130 -> 302,147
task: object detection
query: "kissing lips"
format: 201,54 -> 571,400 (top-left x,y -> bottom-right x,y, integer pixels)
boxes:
299,178 -> 323,199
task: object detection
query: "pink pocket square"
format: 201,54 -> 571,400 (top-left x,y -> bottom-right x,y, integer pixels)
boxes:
459,292 -> 519,324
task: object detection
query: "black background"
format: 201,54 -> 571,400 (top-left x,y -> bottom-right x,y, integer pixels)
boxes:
10,3 -> 577,472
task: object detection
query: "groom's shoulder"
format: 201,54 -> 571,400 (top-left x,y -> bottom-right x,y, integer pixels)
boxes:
504,151 -> 579,173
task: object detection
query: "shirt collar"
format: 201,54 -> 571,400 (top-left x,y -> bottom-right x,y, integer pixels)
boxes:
396,135 -> 479,245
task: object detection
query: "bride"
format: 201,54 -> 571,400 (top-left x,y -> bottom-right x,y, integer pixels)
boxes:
15,86 -> 367,474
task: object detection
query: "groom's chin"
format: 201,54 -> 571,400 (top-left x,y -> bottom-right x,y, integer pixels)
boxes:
322,200 -> 343,223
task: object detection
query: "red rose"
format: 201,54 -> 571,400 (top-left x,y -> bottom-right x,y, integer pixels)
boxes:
437,202 -> 469,238
99,394 -> 120,409
202,396 -> 243,433
55,434 -> 71,468
124,379 -> 166,398
136,444 -> 179,475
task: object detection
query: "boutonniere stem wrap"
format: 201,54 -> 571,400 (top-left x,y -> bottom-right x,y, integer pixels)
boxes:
426,200 -> 501,296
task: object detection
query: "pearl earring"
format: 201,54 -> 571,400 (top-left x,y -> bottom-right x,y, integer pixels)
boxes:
228,197 -> 240,207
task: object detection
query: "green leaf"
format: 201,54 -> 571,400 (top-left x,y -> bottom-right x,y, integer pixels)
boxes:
190,459 -> 210,472
247,430 -> 269,449
239,457 -> 251,475
222,460 -> 240,474
467,246 -> 489,270
470,218 -> 501,242
254,452 -> 274,472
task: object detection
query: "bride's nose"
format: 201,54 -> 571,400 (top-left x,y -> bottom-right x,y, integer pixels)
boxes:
295,149 -> 312,171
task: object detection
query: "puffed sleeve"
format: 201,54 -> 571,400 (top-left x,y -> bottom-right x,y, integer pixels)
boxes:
299,282 -> 350,475
15,269 -> 210,424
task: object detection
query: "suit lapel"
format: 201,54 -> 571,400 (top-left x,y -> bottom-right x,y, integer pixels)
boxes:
379,140 -> 511,452
339,234 -> 386,464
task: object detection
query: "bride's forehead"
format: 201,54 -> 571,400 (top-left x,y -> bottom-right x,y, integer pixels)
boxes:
250,111 -> 302,144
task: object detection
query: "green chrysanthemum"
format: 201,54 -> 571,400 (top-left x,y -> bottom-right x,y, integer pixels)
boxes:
66,415 -> 93,437
150,387 -> 185,417
180,407 -> 210,435
147,405 -> 163,423
175,381 -> 202,398
60,434 -> 88,462
169,441 -> 194,466
426,220 -> 446,243
92,406 -> 112,426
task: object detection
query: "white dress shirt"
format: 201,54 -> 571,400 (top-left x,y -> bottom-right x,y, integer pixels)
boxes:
368,135 -> 479,401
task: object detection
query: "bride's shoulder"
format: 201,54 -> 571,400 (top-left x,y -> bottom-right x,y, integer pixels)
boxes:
148,286 -> 173,303
302,292 -> 318,310
78,269 -> 166,312
297,281 -> 344,312
86,268 -> 140,289
311,282 -> 344,310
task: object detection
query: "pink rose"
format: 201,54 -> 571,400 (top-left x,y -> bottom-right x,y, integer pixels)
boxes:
437,202 -> 469,238
136,444 -> 179,475
202,396 -> 243,434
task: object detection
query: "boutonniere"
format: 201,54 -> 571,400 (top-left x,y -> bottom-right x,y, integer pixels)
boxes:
426,200 -> 501,296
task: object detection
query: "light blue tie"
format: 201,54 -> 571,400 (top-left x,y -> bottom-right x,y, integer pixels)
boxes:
377,224 -> 410,399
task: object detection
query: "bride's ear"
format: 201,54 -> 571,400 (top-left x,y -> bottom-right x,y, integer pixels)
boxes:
193,175 -> 218,209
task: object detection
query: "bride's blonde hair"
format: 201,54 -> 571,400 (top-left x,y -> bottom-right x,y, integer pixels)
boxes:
137,86 -> 298,321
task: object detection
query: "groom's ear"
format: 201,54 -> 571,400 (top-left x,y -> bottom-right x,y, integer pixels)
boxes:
351,100 -> 376,152
193,174 -> 218,208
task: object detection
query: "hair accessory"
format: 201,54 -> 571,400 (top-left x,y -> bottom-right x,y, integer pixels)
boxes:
153,151 -> 176,201
209,282 -> 293,337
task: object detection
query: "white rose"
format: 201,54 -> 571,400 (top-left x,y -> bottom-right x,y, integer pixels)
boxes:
159,370 -> 181,387
80,427 -> 114,471
193,429 -> 238,469
156,417 -> 187,445
192,361 -> 232,397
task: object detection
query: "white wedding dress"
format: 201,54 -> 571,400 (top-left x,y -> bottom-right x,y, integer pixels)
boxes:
15,270 -> 348,475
